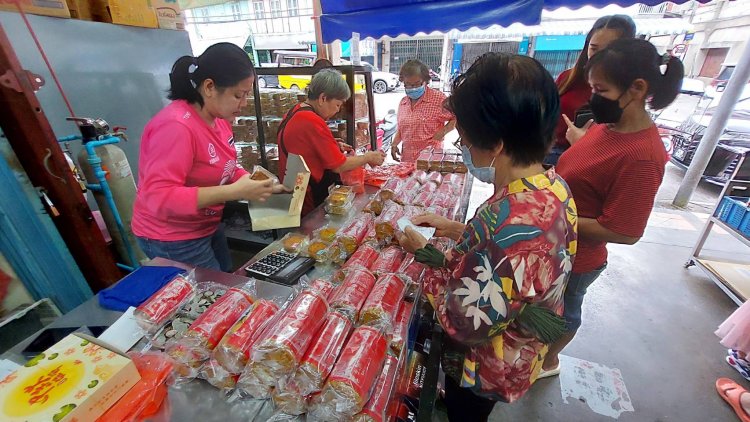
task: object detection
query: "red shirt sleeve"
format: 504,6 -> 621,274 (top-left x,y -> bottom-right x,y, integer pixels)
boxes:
309,118 -> 347,172
137,121 -> 200,218
597,159 -> 664,238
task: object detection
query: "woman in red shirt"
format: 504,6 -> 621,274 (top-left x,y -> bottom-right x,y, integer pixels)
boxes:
278,68 -> 385,215
541,39 -> 684,376
544,15 -> 636,166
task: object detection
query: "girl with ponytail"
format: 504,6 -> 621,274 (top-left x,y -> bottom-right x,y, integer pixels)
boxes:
541,38 -> 684,377
133,43 -> 285,271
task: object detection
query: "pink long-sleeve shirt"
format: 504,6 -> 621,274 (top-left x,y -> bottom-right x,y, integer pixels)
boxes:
132,100 -> 247,241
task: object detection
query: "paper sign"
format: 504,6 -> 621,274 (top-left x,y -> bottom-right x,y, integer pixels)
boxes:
98,307 -> 145,354
397,217 -> 436,241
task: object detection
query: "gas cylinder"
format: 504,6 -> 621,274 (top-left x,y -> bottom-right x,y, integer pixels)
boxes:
78,143 -> 145,267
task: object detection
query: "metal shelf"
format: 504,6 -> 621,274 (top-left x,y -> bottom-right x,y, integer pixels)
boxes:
692,258 -> 747,306
709,216 -> 750,248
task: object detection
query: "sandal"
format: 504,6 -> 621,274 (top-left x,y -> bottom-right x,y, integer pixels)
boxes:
727,356 -> 750,382
716,378 -> 750,422
537,363 -> 561,379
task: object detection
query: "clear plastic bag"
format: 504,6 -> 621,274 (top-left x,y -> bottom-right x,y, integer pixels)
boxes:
411,190 -> 432,208
337,213 -> 374,257
213,299 -> 281,373
390,302 -> 414,354
308,278 -> 336,300
250,289 -> 330,379
359,274 -> 407,330
292,311 -> 353,395
378,178 -> 402,202
369,246 -> 405,277
375,201 -> 404,243
426,171 -> 443,186
166,281 -> 256,381
351,354 -> 400,422
251,165 -> 280,184
95,352 -> 174,422
309,326 -> 388,419
398,255 -> 425,285
329,268 -> 377,321
135,271 -> 196,334
412,170 -> 428,185
281,233 -> 309,254
200,357 -> 240,392
148,282 -> 226,350
338,244 -> 379,277
392,178 -> 421,206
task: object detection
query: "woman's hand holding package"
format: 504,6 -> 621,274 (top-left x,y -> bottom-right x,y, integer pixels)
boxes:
365,150 -> 386,167
397,226 -> 428,254
231,176 -> 274,202
411,213 -> 465,241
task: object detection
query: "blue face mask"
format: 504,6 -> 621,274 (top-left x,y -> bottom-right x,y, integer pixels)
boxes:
461,144 -> 496,184
405,85 -> 426,100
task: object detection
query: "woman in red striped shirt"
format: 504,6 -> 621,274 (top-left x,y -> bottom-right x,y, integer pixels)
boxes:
541,38 -> 684,377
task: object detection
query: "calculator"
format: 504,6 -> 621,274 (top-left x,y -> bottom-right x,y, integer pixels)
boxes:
245,250 -> 315,285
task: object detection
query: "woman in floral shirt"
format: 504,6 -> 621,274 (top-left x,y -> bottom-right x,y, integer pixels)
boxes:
399,53 -> 577,421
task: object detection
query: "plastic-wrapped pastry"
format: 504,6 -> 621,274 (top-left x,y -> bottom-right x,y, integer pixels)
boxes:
398,255 -> 426,284
213,299 -> 280,373
364,197 -> 385,216
250,289 -> 330,379
184,281 -> 255,351
329,267 -> 377,320
378,178 -> 402,201
305,239 -> 332,263
412,170 -> 428,185
359,274 -> 407,330
316,225 -> 339,243
374,201 -> 404,242
200,357 -> 239,392
369,246 -> 405,277
309,326 -> 388,419
351,353 -> 400,422
390,302 -> 414,354
135,274 -> 194,334
337,213 -> 375,256
411,190 -> 432,207
426,171 -> 443,186
291,311 -> 353,396
392,178 -> 421,205
282,233 -> 308,254
341,244 -> 379,272
309,278 -> 336,300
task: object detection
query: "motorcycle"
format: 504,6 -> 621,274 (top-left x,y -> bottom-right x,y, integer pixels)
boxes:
377,109 -> 397,153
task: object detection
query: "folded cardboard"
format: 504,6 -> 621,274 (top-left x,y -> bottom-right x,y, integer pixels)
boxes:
65,0 -> 92,20
88,0 -> 157,28
0,0 -> 71,18
248,154 -> 310,230
0,333 -> 140,422
151,0 -> 184,30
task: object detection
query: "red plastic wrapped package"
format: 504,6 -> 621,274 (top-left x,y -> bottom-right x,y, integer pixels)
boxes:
426,171 -> 443,186
343,244 -> 379,272
309,278 -> 336,300
329,267 -> 377,320
352,353 -> 400,422
411,190 -> 432,207
341,166 -> 365,193
359,274 -> 407,330
365,163 -> 415,186
309,326 -> 389,419
213,299 -> 280,373
399,255 -> 425,284
400,205 -> 422,223
375,201 -> 404,242
393,178 -> 421,205
390,302 -> 414,353
251,289 -> 330,378
186,282 -> 255,350
293,311 -> 353,395
337,212 -> 375,256
96,353 -> 173,422
370,246 -> 405,276
378,178 -> 402,201
412,170 -> 428,185
200,357 -> 240,391
135,274 -> 194,333
443,172 -> 465,187
437,181 -> 458,196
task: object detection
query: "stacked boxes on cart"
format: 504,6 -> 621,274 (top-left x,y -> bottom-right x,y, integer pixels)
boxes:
131,168 -> 466,421
717,196 -> 750,237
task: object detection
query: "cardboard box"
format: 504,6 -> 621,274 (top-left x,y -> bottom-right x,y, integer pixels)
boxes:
248,154 -> 310,230
0,334 -> 140,422
65,0 -> 93,20
89,0 -> 157,28
0,0 -> 70,18
151,0 -> 184,30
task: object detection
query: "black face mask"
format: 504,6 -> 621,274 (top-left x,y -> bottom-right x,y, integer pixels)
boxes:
589,92 -> 626,124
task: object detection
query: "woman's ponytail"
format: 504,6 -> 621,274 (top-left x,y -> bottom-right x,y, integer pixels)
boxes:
650,55 -> 685,110
168,55 -> 202,105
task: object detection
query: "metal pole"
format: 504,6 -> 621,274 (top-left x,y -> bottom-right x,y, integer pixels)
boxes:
673,39 -> 750,207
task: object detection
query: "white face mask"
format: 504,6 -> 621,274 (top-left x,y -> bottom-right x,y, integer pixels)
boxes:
461,144 -> 496,184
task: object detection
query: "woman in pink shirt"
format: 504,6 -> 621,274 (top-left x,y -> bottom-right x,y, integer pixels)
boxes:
133,43 -> 281,271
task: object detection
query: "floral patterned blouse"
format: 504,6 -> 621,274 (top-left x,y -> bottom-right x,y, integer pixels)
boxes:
422,168 -> 577,402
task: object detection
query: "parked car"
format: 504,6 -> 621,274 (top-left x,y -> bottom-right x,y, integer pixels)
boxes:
257,63 -> 280,89
669,86 -> 750,185
341,60 -> 400,94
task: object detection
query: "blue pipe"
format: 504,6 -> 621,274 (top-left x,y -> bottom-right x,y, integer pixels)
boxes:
83,136 -> 140,269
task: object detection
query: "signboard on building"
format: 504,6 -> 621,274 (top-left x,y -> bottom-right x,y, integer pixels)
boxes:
684,32 -> 694,42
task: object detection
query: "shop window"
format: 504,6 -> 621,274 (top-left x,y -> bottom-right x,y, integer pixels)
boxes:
287,0 -> 299,16
271,0 -> 282,17
253,0 -> 265,19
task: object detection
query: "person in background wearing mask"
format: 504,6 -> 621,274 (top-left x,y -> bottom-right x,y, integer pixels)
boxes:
397,53 -> 577,421
133,43 -> 285,272
278,68 -> 385,216
391,59 -> 456,162
544,15 -> 636,166
541,39 -> 684,377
